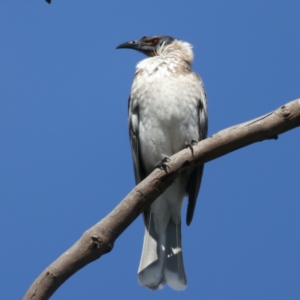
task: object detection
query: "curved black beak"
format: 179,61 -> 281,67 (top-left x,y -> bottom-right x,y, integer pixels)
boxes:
116,40 -> 142,50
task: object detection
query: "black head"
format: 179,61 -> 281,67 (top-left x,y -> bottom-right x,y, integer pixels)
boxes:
116,35 -> 175,56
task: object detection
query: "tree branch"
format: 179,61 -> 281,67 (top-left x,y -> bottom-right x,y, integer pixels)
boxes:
23,99 -> 300,300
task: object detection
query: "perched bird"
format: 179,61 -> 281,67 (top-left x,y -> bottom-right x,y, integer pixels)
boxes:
117,36 -> 208,291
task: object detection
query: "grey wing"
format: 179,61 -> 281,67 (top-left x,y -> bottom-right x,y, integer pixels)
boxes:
128,96 -> 146,184
186,77 -> 208,226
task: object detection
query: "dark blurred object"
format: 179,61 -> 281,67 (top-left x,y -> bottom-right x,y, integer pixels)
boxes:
45,0 -> 51,3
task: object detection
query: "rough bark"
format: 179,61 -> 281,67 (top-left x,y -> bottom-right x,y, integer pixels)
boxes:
23,99 -> 300,300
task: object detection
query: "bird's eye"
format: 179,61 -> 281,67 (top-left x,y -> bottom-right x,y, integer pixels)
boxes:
149,39 -> 158,46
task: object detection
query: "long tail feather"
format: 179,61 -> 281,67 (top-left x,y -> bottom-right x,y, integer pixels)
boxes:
164,220 -> 187,290
138,211 -> 165,290
138,211 -> 187,290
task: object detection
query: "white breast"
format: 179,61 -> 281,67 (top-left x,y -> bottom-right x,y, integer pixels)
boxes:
130,58 -> 202,173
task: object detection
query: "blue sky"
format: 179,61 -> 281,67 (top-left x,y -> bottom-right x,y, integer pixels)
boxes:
1,1 -> 299,299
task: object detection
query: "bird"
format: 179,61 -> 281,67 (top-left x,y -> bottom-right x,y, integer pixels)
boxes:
116,35 -> 208,291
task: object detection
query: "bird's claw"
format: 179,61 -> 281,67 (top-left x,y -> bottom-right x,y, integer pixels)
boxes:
185,140 -> 198,156
155,156 -> 170,172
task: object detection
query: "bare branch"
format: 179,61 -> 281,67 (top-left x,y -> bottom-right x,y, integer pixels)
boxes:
23,99 -> 300,300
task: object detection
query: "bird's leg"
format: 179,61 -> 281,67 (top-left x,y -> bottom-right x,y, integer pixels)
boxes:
185,140 -> 198,157
155,156 -> 170,173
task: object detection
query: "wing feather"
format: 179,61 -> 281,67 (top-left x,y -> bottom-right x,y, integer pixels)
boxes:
128,96 -> 146,184
186,76 -> 208,226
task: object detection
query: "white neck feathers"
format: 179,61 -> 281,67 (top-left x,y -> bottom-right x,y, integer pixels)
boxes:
136,40 -> 194,76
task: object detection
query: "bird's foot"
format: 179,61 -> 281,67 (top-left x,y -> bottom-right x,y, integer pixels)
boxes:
185,140 -> 198,156
155,156 -> 170,172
